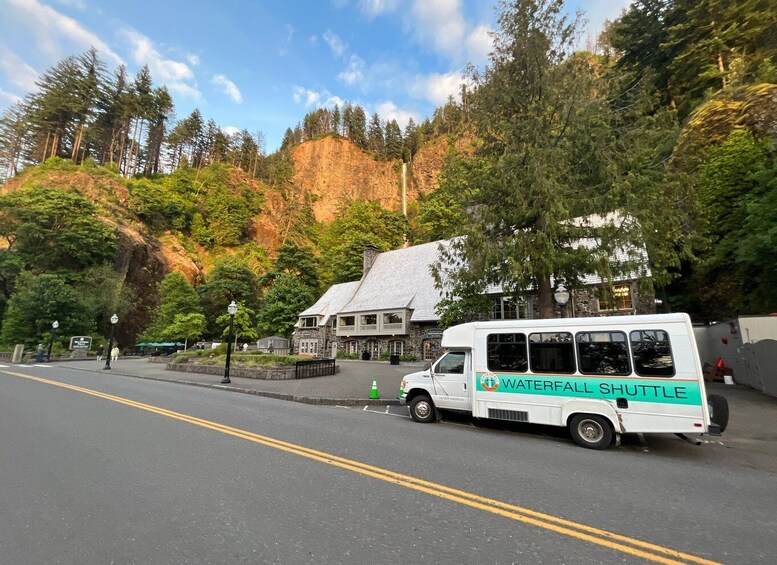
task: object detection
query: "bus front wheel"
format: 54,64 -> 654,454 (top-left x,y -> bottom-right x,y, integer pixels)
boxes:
409,395 -> 436,423
569,414 -> 613,450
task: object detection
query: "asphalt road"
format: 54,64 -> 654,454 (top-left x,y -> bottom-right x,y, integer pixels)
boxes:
1,364 -> 774,564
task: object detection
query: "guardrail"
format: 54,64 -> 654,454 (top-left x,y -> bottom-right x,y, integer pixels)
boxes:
295,358 -> 336,379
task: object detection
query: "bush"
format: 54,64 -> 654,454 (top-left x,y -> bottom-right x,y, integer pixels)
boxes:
400,354 -> 418,362
379,351 -> 391,361
336,351 -> 359,360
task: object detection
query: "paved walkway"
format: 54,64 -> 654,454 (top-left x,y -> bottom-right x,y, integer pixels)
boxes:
54,357 -> 423,405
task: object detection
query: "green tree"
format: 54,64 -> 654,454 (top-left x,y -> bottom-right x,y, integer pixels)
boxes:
319,201 -> 408,285
0,272 -> 92,347
256,274 -> 316,338
143,271 -> 201,340
262,242 -> 319,293
434,0 -> 682,320
216,302 -> 258,345
0,186 -> 116,273
688,129 -> 777,316
162,312 -> 207,349
198,257 -> 260,334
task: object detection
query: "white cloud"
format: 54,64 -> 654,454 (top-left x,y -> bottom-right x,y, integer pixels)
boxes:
186,53 -> 200,66
309,35 -> 319,46
279,24 -> 295,55
323,30 -> 347,57
212,74 -> 242,103
167,81 -> 202,102
6,0 -> 122,65
54,0 -> 87,10
410,0 -> 466,60
337,54 -> 365,86
410,70 -> 464,105
120,28 -> 193,81
223,126 -> 240,136
375,101 -> 418,129
359,0 -> 400,19
292,86 -> 321,107
118,28 -> 202,100
0,87 -> 22,105
0,47 -> 39,93
466,24 -> 493,65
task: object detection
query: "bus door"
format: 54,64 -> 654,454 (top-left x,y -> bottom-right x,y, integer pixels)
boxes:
431,351 -> 471,410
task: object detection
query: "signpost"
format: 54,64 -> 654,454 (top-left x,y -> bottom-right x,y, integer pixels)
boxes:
70,336 -> 92,351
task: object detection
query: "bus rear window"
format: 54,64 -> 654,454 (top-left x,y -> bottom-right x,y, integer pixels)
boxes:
529,332 -> 575,374
577,331 -> 630,375
630,330 -> 675,377
487,333 -> 528,372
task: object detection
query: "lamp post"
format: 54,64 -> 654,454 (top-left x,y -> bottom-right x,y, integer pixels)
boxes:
47,320 -> 59,362
222,301 -> 237,384
103,313 -> 118,370
554,284 -> 570,318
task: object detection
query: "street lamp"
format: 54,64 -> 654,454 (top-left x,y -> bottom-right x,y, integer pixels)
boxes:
554,284 -> 570,318
103,313 -> 119,370
47,320 -> 59,362
222,301 -> 237,384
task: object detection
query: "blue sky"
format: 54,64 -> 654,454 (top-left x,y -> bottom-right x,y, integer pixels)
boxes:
0,0 -> 631,151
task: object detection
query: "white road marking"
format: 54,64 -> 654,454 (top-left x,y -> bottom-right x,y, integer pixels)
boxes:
0,364 -> 8,368
33,364 -> 53,368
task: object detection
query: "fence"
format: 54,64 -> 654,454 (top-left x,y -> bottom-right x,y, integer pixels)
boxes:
295,358 -> 336,379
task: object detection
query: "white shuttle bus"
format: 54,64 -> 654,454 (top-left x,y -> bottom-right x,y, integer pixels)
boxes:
399,313 -> 728,449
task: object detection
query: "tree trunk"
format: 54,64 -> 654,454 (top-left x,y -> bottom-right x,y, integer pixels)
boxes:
537,276 -> 554,319
42,131 -> 50,162
132,119 -> 145,176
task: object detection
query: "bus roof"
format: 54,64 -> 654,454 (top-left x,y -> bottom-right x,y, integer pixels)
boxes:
441,313 -> 691,349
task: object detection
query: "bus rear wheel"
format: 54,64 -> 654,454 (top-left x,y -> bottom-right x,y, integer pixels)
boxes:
569,414 -> 613,450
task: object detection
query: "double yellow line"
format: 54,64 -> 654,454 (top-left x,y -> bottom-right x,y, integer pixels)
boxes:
3,370 -> 720,565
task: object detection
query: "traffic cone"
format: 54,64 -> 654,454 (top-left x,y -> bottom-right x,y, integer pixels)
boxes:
370,380 -> 380,399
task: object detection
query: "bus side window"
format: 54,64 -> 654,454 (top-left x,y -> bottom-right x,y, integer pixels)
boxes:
529,332 -> 575,374
487,333 -> 528,372
629,330 -> 675,377
576,331 -> 630,376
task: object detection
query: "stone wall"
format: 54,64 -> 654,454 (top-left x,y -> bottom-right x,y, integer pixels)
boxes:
166,363 -> 296,380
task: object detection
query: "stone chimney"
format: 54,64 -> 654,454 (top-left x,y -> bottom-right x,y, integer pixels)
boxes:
362,244 -> 380,278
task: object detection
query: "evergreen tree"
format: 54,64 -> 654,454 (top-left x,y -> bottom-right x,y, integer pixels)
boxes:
350,105 -> 368,148
256,274 -> 316,338
434,0 -> 682,320
384,119 -> 403,160
368,112 -> 385,155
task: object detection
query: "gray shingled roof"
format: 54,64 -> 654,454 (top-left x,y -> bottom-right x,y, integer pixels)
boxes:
298,280 -> 360,325
339,240 -> 447,322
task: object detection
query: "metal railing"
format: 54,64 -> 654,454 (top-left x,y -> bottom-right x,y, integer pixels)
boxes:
295,358 -> 336,379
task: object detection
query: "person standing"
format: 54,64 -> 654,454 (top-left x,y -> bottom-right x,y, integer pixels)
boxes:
96,345 -> 104,362
111,346 -> 119,362
36,344 -> 45,363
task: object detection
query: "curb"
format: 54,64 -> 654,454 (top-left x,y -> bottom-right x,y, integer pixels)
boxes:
62,364 -> 401,406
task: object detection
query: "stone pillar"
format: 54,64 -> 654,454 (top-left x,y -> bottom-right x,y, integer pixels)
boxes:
12,344 -> 24,364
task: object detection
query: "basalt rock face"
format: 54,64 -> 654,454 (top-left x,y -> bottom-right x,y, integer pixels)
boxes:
289,134 -> 474,223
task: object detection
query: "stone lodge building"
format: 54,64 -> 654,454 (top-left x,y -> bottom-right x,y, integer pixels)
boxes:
293,238 -> 656,362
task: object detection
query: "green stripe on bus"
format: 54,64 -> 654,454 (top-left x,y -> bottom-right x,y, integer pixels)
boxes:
475,373 -> 702,405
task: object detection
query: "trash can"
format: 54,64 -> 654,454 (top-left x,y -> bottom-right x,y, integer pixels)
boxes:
361,350 -> 371,361
390,354 -> 400,365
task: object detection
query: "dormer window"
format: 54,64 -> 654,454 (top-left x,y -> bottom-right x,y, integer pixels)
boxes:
300,317 -> 317,328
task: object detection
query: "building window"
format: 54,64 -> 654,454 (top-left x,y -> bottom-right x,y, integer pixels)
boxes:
529,332 -> 575,374
422,340 -> 439,361
360,314 -> 378,330
345,340 -> 359,355
491,297 -> 503,320
599,284 -> 633,311
300,317 -> 317,328
339,316 -> 355,329
630,330 -> 675,377
487,333 -> 528,372
490,296 -> 531,320
299,339 -> 319,355
576,331 -> 630,375
365,339 -> 379,358
382,312 -> 403,329
389,340 -> 404,355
